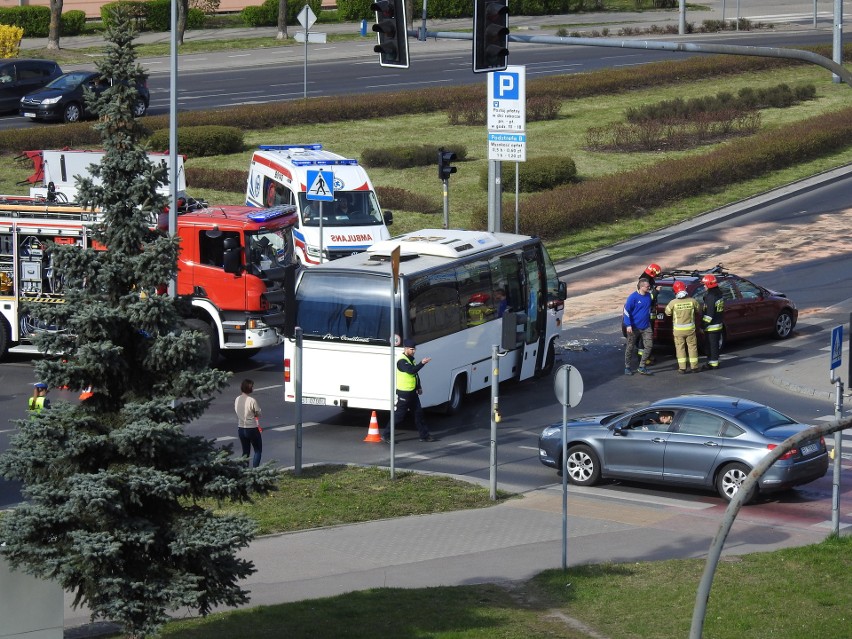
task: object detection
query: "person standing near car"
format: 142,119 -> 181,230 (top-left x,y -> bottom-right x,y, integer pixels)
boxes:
636,262 -> 661,365
382,338 -> 435,442
27,382 -> 51,413
701,274 -> 725,370
234,378 -> 263,467
665,281 -> 703,374
623,278 -> 654,376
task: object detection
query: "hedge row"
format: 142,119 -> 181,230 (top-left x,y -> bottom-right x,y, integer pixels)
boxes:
240,0 -> 323,27
336,0 -> 576,21
0,6 -> 87,38
147,125 -> 244,157
361,144 -> 468,169
185,166 -> 247,193
477,156 -> 577,192
100,1 -> 204,31
625,83 -> 816,123
470,107 -> 852,237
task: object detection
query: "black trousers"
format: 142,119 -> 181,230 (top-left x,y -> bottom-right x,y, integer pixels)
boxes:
705,330 -> 722,367
384,389 -> 429,439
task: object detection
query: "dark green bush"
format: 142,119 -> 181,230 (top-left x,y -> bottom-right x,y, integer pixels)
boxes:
240,0 -> 322,27
335,0 -> 373,21
375,186 -> 441,214
477,156 -> 577,192
146,0 -> 205,31
185,167 -> 247,193
0,6 -> 51,38
361,144 -> 468,169
147,126 -> 244,157
60,10 -> 87,36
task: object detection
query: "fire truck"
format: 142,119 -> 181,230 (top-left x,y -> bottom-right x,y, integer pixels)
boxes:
0,196 -> 297,362
245,144 -> 393,265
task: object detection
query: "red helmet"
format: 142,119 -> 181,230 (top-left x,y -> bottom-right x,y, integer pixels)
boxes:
672,281 -> 686,294
645,263 -> 662,277
702,274 -> 718,288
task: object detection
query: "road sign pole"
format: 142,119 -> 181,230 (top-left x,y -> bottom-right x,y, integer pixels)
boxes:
294,327 -> 303,475
829,324 -> 844,535
489,344 -> 499,500
442,178 -> 449,229
553,364 -> 584,571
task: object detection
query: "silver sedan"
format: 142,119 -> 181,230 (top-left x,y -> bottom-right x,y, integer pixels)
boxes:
538,395 -> 828,502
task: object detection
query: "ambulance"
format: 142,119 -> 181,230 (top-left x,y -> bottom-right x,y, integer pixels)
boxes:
245,144 -> 392,265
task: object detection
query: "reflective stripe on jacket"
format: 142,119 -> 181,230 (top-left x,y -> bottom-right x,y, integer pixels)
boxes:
665,298 -> 702,332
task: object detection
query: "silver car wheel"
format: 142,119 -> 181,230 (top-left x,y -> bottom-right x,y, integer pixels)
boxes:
773,310 -> 794,339
565,445 -> 600,486
717,462 -> 755,502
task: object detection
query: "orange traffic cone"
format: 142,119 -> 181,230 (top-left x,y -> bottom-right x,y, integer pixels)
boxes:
79,386 -> 93,401
363,410 -> 383,443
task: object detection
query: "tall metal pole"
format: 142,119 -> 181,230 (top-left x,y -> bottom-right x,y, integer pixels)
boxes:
168,0 -> 178,297
679,0 -> 686,35
389,271 -> 396,479
442,178 -> 449,229
294,327 -> 303,475
303,22 -> 309,98
832,0 -> 844,83
514,163 -> 519,235
489,345 -> 499,500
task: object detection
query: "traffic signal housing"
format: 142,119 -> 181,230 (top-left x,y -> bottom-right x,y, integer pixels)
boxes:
438,148 -> 458,181
473,0 -> 509,74
371,0 -> 409,68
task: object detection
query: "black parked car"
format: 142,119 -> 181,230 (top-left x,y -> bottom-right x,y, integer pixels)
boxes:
20,71 -> 149,123
0,59 -> 62,113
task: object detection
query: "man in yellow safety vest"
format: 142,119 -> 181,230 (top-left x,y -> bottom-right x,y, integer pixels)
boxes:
382,338 -> 436,443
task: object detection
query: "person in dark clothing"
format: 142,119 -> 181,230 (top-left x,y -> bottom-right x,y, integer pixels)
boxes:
700,274 -> 725,370
382,338 -> 435,442
623,278 -> 655,376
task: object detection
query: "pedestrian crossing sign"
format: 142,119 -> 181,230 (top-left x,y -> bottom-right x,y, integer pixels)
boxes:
306,169 -> 334,202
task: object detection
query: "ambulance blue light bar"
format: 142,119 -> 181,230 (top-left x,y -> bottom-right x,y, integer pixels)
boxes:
258,144 -> 359,167
247,205 -> 296,223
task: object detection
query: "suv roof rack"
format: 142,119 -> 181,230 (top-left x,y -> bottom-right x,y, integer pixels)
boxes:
660,264 -> 728,279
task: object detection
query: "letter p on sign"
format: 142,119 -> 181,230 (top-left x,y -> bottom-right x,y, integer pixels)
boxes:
494,72 -> 519,99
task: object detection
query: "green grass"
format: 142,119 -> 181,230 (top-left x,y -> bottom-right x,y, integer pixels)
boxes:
206,465 -> 513,535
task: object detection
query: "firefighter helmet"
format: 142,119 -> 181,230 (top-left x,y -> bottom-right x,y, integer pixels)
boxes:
645,263 -> 662,277
672,281 -> 687,294
702,274 -> 718,288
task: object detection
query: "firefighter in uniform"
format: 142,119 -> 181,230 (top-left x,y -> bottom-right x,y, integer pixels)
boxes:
664,281 -> 703,374
700,274 -> 725,370
382,338 -> 435,443
637,263 -> 661,365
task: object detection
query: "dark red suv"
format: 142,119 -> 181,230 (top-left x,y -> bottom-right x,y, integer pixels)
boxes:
652,266 -> 798,350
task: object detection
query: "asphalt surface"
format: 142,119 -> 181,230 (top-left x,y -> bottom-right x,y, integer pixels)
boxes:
59,169 -> 852,639
10,4 -> 852,636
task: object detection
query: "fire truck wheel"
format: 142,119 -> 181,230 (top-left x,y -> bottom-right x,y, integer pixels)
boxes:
0,318 -> 9,360
183,318 -> 219,366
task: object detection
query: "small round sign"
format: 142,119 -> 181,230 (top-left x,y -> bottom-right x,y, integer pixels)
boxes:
553,364 -> 583,407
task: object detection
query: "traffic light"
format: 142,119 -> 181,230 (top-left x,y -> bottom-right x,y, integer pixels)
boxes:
437,148 -> 458,181
473,0 -> 509,74
371,0 -> 409,69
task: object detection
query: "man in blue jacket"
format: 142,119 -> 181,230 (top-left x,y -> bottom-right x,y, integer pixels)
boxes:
623,278 -> 654,376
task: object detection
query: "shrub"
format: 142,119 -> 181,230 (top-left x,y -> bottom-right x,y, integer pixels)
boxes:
361,144 -> 467,169
0,24 -> 23,57
185,167 -> 247,193
335,0 -> 374,21
240,0 -> 322,27
146,0 -> 205,31
147,126 -> 244,157
61,10 -> 87,36
375,186 -> 441,214
478,156 -> 577,192
0,6 -> 51,38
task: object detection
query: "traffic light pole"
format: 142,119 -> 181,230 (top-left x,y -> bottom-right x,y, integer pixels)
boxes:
441,178 -> 449,229
407,29 -> 852,87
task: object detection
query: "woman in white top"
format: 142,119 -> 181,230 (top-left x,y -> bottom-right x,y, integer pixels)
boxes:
234,378 -> 262,467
